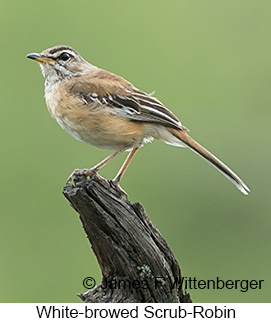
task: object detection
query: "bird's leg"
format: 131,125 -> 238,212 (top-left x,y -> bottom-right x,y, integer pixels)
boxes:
67,146 -> 129,182
111,146 -> 141,198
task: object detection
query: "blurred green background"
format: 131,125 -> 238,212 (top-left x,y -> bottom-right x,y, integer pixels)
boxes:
0,0 -> 270,303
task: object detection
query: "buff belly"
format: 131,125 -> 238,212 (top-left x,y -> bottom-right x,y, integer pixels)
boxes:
54,111 -> 146,150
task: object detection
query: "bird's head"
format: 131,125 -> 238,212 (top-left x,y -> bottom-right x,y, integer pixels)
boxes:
27,45 -> 97,84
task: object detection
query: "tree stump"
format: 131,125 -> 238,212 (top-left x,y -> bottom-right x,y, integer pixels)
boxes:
63,175 -> 192,303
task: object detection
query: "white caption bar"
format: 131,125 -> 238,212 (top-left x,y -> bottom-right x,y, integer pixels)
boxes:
0,303 -> 270,322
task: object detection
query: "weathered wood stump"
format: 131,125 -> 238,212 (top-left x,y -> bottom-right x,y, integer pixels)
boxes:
63,175 -> 192,303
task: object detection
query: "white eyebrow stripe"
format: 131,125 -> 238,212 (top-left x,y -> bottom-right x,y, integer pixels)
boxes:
57,49 -> 77,57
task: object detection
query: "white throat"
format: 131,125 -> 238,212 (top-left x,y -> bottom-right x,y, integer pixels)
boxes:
40,63 -> 71,94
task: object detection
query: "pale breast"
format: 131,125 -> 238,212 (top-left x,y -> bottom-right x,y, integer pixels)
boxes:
44,83 -> 146,150
45,83 -> 62,118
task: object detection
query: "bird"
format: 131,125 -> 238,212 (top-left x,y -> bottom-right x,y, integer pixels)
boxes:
26,45 -> 250,196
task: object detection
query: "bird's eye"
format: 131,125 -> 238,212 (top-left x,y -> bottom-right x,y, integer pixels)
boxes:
59,52 -> 71,61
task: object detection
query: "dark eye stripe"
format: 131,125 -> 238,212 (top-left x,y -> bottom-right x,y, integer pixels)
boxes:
49,46 -> 74,55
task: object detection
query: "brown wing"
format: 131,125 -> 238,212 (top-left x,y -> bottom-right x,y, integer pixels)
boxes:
69,69 -> 185,130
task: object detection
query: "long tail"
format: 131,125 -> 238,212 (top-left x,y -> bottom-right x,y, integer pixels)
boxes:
169,128 -> 250,195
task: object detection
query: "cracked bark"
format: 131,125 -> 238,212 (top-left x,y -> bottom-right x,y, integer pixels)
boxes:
63,175 -> 192,303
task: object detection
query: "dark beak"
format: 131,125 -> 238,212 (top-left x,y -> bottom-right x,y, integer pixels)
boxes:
26,52 -> 55,63
26,53 -> 42,60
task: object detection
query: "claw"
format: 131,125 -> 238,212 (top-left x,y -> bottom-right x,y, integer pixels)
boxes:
110,180 -> 128,199
67,168 -> 96,182
67,168 -> 129,200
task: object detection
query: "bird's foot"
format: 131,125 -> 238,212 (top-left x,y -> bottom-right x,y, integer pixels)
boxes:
67,169 -> 128,199
67,168 -> 96,183
110,179 -> 129,200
